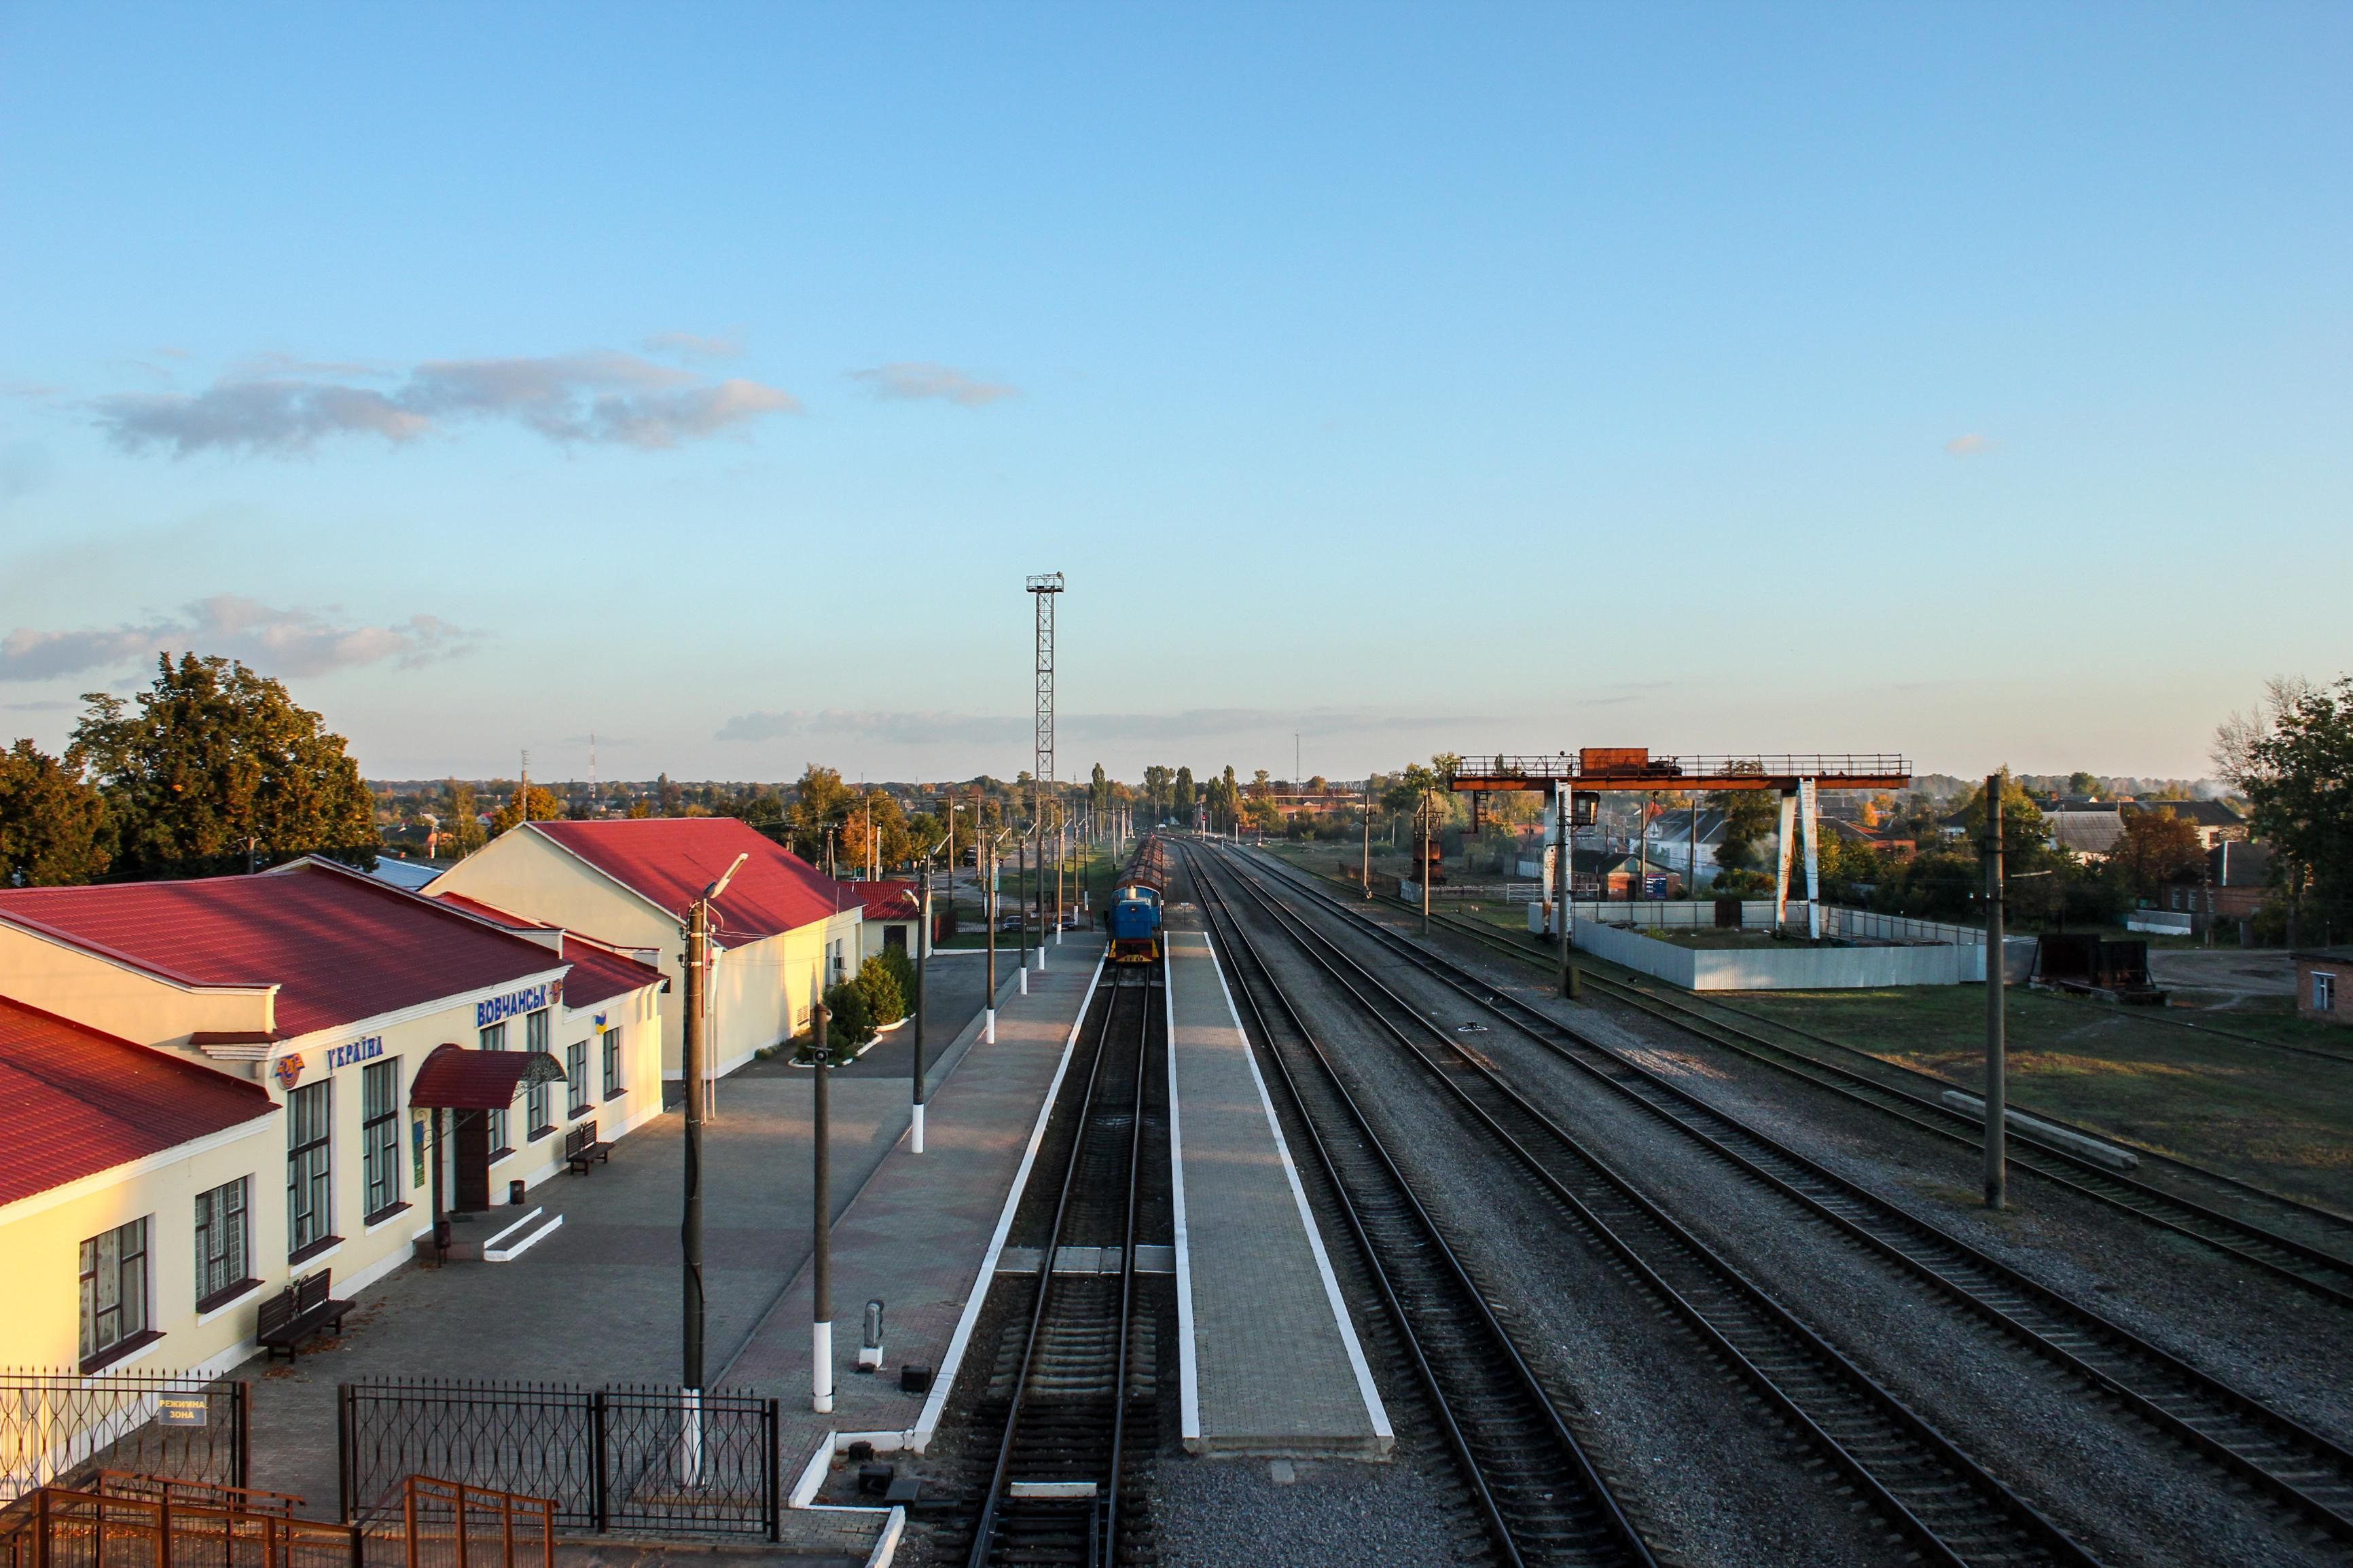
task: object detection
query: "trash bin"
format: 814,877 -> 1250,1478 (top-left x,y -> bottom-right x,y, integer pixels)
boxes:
509,1179 -> 527,1205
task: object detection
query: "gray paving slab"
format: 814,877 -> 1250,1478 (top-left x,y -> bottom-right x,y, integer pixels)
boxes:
1167,931 -> 1389,1457
226,946 -> 1044,1554
720,950 -> 1108,1480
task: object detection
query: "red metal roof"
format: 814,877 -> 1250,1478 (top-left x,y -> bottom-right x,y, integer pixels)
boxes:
857,881 -> 921,922
424,889 -> 665,1013
408,1042 -> 562,1111
0,998 -> 276,1208
0,860 -> 567,1039
530,819 -> 855,944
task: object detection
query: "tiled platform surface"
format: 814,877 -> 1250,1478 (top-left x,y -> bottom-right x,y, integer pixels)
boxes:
1168,930 -> 1390,1456
723,947 -> 1106,1479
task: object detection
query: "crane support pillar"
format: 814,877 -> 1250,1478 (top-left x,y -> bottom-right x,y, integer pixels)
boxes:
1799,778 -> 1822,941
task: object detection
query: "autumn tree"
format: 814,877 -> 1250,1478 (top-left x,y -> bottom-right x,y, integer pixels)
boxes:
0,740 -> 111,886
2107,807 -> 2205,901
489,783 -> 567,837
70,654 -> 376,878
785,765 -> 860,862
839,787 -> 911,873
439,780 -> 487,858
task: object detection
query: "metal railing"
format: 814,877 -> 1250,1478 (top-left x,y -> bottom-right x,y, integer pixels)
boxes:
338,1381 -> 780,1539
400,1477 -> 552,1568
0,1484 -> 357,1568
0,1373 -> 248,1505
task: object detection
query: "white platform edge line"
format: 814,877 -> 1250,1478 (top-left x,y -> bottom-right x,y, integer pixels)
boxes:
1200,927 -> 1394,1442
912,952 -> 1107,1451
863,1507 -> 905,1568
1166,938 -> 1200,1446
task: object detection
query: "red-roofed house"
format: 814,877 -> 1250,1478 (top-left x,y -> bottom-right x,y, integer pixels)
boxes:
427,818 -> 865,1078
0,857 -> 666,1374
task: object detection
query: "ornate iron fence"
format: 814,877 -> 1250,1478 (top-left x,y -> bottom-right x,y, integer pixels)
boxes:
0,1372 -> 248,1505
337,1381 -> 778,1540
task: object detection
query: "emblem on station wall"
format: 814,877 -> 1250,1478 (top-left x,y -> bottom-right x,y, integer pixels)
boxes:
272,1054 -> 305,1091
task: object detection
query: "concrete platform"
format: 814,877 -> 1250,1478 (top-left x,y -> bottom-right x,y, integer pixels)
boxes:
1166,930 -> 1390,1457
721,945 -> 1109,1483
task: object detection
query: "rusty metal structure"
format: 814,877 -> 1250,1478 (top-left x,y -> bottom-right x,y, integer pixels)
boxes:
1448,748 -> 1913,939
1448,749 -> 1911,794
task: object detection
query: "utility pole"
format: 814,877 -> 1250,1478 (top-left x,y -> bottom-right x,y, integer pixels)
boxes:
1362,782 -> 1373,899
913,841 -> 939,1154
984,831 -> 999,1044
812,1002 -> 833,1413
1557,782 -> 1579,999
1983,772 -> 2007,1211
682,852 -> 747,1399
1017,826 -> 1030,992
1055,793 -> 1066,947
1420,790 -> 1434,936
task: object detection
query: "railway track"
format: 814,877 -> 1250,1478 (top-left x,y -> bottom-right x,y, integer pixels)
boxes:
1183,853 -> 1655,1567
1312,864 -> 2353,1308
1219,845 -> 2353,1544
963,964 -> 1162,1568
1191,848 -> 2097,1568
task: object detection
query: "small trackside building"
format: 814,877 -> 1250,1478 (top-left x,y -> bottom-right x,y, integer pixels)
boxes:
855,880 -> 931,964
425,818 -> 865,1080
0,858 -> 666,1375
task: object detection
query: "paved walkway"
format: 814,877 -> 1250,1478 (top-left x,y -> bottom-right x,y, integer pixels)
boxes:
231,954 -> 1020,1528
1167,930 -> 1388,1457
723,950 -> 1106,1479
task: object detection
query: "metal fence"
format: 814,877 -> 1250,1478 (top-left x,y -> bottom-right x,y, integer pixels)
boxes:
399,1476 -> 554,1568
0,1484 -> 355,1568
0,1372 -> 249,1505
337,1381 -> 779,1539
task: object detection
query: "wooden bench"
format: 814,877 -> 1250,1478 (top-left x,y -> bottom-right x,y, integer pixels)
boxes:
564,1120 -> 610,1173
255,1271 -> 353,1360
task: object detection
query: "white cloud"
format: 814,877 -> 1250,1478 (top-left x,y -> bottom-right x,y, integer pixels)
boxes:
0,596 -> 478,680
643,330 -> 745,363
850,362 -> 1020,407
1945,433 -> 1993,456
94,351 -> 800,456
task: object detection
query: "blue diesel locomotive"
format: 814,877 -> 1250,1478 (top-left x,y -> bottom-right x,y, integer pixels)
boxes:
1107,835 -> 1168,963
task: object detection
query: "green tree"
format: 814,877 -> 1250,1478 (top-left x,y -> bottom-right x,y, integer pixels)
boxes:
786,765 -> 859,860
1172,766 -> 1196,826
439,780 -> 487,858
1142,765 -> 1172,821
1091,763 -> 1111,815
0,739 -> 111,886
70,654 -> 376,879
1710,790 -> 1780,871
821,981 -> 874,1052
1955,772 -> 2053,871
2233,676 -> 2353,930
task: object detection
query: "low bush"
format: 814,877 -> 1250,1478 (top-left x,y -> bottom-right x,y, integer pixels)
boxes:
856,954 -> 907,1027
823,981 -> 874,1051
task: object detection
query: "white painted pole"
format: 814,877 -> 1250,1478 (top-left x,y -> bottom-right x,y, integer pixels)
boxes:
1801,778 -> 1822,941
812,1319 -> 833,1414
1773,790 -> 1798,933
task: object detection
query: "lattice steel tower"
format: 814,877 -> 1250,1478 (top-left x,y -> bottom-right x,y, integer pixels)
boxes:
1026,573 -> 1064,822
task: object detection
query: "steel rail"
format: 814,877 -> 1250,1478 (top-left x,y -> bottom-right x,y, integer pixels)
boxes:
1183,851 -> 1653,1568
1225,847 -> 2353,1539
1327,869 -> 2353,1298
966,966 -> 1155,1568
1200,850 -> 2100,1568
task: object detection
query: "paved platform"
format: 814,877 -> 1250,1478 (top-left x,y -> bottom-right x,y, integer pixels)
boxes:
1167,930 -> 1390,1457
722,946 -> 1108,1482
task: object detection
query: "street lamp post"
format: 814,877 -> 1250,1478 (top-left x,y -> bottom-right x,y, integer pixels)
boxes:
812,1002 -> 833,1413
682,852 -> 747,1400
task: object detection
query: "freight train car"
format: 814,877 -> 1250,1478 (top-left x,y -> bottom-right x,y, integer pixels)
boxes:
1107,835 -> 1168,963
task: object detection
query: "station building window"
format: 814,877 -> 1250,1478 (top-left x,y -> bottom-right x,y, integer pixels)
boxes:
565,1038 -> 590,1118
525,1008 -> 554,1139
287,1080 -> 334,1259
361,1059 -> 403,1222
194,1178 -> 251,1309
479,1021 -> 509,1152
79,1216 -> 151,1370
601,1026 -> 624,1099
2319,972 -> 2338,1013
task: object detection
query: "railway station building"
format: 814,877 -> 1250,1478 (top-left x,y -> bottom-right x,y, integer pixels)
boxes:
425,817 -> 865,1080
0,857 -> 665,1374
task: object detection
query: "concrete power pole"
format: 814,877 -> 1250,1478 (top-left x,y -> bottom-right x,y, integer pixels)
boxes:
1983,772 -> 2007,1211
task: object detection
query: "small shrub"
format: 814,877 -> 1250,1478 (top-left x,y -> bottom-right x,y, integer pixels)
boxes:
877,946 -> 918,1011
856,954 -> 906,1027
823,981 -> 874,1052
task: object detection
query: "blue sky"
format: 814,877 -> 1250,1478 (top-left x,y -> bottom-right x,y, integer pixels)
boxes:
3,5 -> 2347,785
